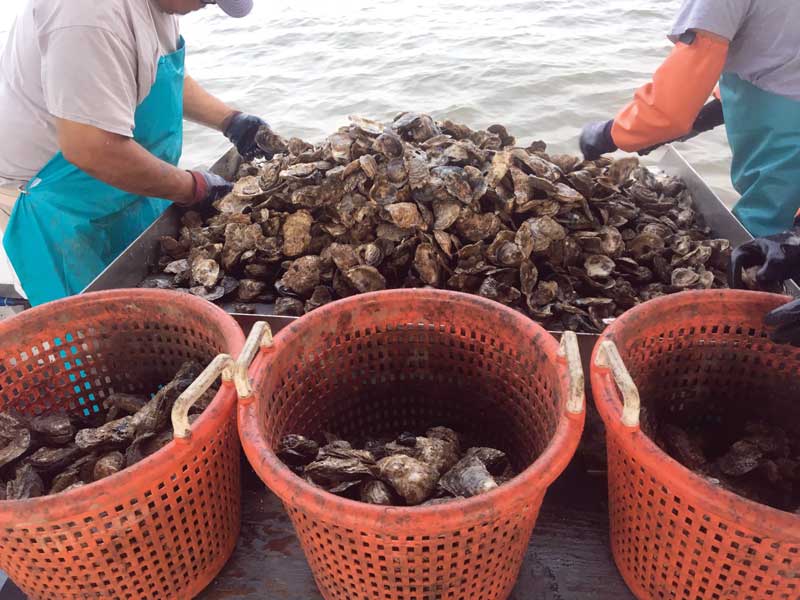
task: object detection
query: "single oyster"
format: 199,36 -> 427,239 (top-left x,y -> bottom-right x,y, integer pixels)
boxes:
275,297 -> 305,316
439,456 -> 499,498
377,455 -> 439,505
384,203 -> 425,229
191,258 -> 220,288
93,451 -> 125,481
281,256 -> 322,297
75,417 -> 136,451
282,211 -> 314,257
414,243 -> 442,286
343,266 -> 387,293
305,444 -> 376,488
278,435 -> 320,467
7,464 -> 44,500
360,480 -> 397,506
585,255 -> 616,279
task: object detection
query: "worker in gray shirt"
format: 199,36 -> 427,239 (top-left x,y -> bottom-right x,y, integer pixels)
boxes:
0,0 -> 272,305
579,0 -> 800,239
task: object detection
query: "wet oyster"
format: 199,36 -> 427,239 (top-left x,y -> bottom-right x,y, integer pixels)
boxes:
143,115 -> 730,333
278,426 -> 515,507
377,455 -> 439,505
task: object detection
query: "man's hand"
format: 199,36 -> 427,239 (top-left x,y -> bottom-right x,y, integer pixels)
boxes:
730,228 -> 800,289
579,120 -> 617,161
764,299 -> 800,346
223,112 -> 271,160
57,118 -> 196,205
730,229 -> 800,346
187,170 -> 233,206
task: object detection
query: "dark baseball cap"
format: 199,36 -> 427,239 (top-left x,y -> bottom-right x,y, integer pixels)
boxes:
215,0 -> 254,18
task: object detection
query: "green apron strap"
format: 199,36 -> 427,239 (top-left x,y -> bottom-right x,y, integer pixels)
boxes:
721,73 -> 800,238
3,38 -> 186,306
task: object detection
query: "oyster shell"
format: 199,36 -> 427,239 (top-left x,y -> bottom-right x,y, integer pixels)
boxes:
282,211 -> 314,257
277,435 -> 320,467
439,456 -> 499,498
30,415 -> 75,445
360,479 -> 397,505
281,256 -> 322,297
144,114 -> 730,333
377,455 -> 439,505
7,464 -> 44,500
93,451 -> 125,481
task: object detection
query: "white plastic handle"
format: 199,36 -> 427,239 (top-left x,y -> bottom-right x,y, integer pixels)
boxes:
171,353 -> 235,439
234,321 -> 274,400
171,322 -> 273,439
558,331 -> 585,415
594,340 -> 640,428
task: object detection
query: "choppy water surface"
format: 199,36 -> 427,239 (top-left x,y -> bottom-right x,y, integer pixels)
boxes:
1,0 -> 735,202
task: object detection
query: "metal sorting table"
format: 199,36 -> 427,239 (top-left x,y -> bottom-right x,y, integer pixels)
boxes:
0,145 -> 740,600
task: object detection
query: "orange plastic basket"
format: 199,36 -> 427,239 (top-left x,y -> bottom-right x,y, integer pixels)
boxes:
591,290 -> 800,600
238,289 -> 585,600
0,290 -> 246,600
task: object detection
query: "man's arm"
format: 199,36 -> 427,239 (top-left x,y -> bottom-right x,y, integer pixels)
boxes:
183,75 -> 237,132
610,30 -> 729,152
580,29 -> 730,160
56,118 -> 197,205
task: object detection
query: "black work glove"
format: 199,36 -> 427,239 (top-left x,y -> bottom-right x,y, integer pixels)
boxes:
692,98 -> 724,133
223,112 -> 270,160
729,227 -> 800,290
187,170 -> 233,206
579,120 -> 617,161
638,99 -> 725,156
764,299 -> 800,346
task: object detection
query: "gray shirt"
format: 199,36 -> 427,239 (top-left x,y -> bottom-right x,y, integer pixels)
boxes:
0,0 -> 180,185
670,0 -> 800,102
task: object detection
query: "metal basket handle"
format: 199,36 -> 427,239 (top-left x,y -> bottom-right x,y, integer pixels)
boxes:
171,321 -> 274,439
594,340 -> 640,428
557,331 -> 585,415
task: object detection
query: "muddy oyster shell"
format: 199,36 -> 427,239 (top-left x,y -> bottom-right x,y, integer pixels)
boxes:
281,256 -> 322,297
439,456 -> 499,498
377,455 -> 439,505
282,211 -> 314,257
7,464 -> 44,500
278,435 -> 320,467
144,113 -> 730,333
360,479 -> 397,505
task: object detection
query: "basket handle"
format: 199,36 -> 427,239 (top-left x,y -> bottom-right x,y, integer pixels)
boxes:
594,340 -> 640,429
171,322 -> 274,439
234,321 -> 274,400
172,353 -> 235,439
557,331 -> 585,414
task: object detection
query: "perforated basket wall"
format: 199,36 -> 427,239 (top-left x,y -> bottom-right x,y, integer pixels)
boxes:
591,290 -> 800,600
0,290 -> 245,600
238,289 -> 584,600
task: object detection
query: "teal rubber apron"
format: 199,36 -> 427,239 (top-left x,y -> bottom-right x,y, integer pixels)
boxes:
720,73 -> 800,238
3,38 -> 186,306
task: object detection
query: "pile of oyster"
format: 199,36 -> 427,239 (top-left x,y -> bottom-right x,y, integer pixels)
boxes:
278,427 -> 515,506
144,113 -> 731,332
0,361 -> 206,500
657,420 -> 800,513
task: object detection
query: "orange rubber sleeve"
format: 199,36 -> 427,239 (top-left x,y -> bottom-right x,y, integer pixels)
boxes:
611,33 -> 729,152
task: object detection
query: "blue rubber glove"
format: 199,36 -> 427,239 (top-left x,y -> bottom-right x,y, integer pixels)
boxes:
223,112 -> 270,160
579,120 -> 617,161
188,170 -> 233,206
